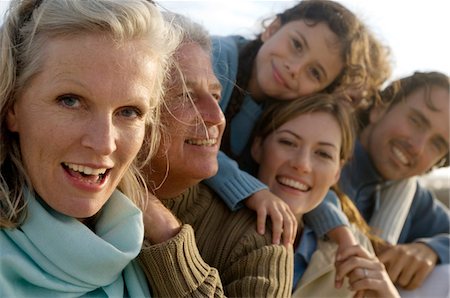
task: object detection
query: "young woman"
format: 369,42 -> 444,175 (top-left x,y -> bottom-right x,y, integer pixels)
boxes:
205,0 -> 392,246
250,94 -> 399,297
0,0 -> 179,296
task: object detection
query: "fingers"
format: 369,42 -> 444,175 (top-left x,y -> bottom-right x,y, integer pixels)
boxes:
337,244 -> 372,262
269,209 -> 283,245
256,208 -> 267,235
245,190 -> 297,246
281,208 -> 297,247
402,266 -> 429,290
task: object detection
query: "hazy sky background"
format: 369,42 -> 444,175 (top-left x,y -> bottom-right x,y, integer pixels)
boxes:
1,0 -> 448,80
0,0 -> 448,180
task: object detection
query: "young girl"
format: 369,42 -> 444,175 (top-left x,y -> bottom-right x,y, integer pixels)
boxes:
205,0 -> 391,246
250,94 -> 398,297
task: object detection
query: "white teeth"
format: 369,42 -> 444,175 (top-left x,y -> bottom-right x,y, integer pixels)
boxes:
64,162 -> 107,176
186,138 -> 217,146
392,146 -> 409,165
278,177 -> 309,191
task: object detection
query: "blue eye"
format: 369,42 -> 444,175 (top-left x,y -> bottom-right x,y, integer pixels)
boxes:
58,95 -> 80,108
118,106 -> 142,119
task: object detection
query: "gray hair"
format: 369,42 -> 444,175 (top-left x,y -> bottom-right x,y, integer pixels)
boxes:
162,11 -> 211,54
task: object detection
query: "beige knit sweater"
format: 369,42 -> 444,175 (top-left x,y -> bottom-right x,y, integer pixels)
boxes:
138,183 -> 293,297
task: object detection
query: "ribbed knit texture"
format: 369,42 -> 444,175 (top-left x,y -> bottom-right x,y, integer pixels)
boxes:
370,177 -> 417,244
138,225 -> 223,297
140,183 -> 293,297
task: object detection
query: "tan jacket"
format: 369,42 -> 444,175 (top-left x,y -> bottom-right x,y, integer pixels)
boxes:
293,225 -> 374,298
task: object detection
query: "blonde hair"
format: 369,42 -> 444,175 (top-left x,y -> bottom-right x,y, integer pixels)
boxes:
0,0 -> 180,227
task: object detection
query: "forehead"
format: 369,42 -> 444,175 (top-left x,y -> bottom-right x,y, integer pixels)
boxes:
398,85 -> 449,140
30,35 -> 157,100
275,112 -> 342,145
174,43 -> 218,82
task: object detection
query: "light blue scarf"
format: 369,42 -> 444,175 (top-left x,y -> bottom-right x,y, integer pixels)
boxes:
0,188 -> 151,297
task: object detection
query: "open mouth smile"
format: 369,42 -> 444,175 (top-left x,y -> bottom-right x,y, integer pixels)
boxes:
62,162 -> 110,184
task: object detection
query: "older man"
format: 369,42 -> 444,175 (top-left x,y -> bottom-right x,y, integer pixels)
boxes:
137,14 -> 292,297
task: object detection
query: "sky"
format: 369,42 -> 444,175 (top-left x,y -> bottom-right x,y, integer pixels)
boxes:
0,0 -> 448,181
1,0 -> 449,80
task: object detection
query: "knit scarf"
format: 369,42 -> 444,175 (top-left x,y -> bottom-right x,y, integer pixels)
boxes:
0,188 -> 150,297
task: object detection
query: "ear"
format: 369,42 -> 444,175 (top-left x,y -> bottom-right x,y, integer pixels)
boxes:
251,136 -> 263,164
6,104 -> 19,132
261,17 -> 282,42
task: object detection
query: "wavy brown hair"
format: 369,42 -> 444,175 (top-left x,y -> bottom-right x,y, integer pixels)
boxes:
222,0 -> 390,156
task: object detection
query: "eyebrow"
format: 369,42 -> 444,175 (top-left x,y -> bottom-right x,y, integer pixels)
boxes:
410,107 -> 449,149
294,30 -> 328,80
276,129 -> 338,149
184,80 -> 222,91
410,107 -> 430,129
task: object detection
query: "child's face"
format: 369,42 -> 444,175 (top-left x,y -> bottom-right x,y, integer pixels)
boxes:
250,20 -> 344,101
251,112 -> 342,218
362,85 -> 449,180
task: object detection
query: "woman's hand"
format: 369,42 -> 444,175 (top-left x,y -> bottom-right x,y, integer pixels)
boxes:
335,245 -> 400,298
142,193 -> 182,244
245,189 -> 297,247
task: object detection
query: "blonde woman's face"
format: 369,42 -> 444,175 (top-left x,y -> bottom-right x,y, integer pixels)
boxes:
7,35 -> 158,220
252,112 -> 342,218
250,20 -> 343,101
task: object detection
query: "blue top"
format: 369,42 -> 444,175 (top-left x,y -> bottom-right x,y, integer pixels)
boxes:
204,35 -> 267,209
340,141 -> 450,263
293,226 -> 317,289
205,35 -> 349,235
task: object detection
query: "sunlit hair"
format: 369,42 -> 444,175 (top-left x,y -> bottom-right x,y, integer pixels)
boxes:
253,93 -> 382,243
358,71 -> 450,168
222,0 -> 391,156
0,0 -> 180,228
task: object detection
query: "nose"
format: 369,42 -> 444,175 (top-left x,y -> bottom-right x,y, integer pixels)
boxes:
81,114 -> 117,155
284,57 -> 307,79
408,132 -> 428,156
197,92 -> 225,127
290,148 -> 312,173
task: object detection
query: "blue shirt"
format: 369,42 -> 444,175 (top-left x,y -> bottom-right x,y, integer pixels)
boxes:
293,226 -> 317,289
340,141 -> 450,263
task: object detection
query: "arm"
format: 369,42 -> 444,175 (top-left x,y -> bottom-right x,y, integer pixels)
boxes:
221,232 -> 293,297
376,184 -> 450,290
204,151 -> 267,210
399,184 -> 450,263
303,190 -> 350,237
138,225 -> 225,297
139,195 -> 224,297
205,152 -> 297,246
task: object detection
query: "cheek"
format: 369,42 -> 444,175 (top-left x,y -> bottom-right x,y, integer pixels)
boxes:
119,126 -> 146,162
